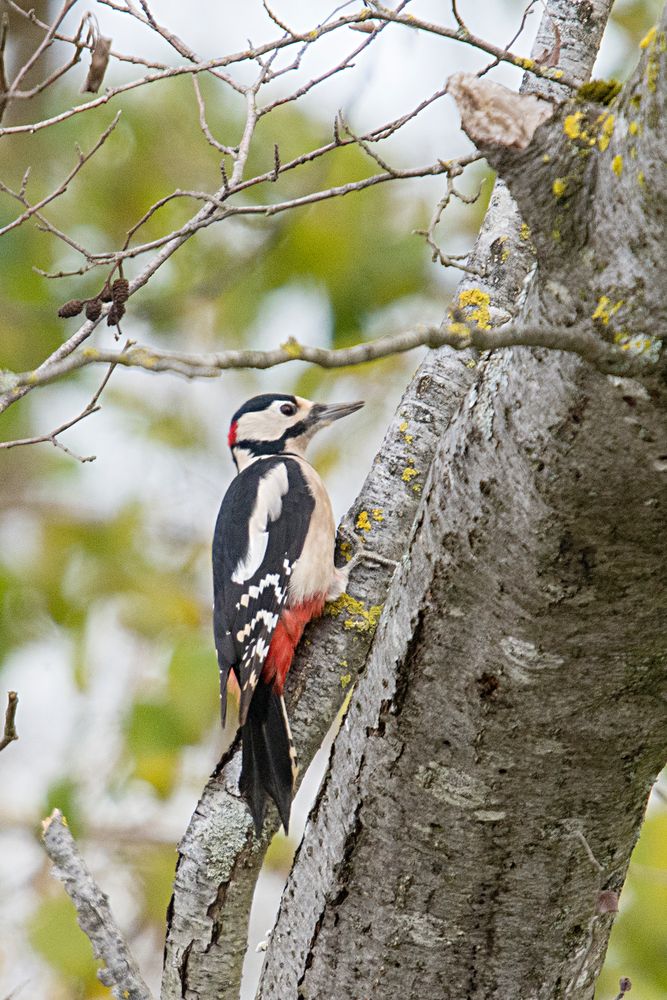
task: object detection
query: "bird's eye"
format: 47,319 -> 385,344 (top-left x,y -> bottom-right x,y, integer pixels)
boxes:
280,403 -> 297,416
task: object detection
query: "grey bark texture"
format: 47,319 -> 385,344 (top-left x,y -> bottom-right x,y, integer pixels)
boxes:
255,4 -> 667,1000
42,810 -> 153,1000
161,1 -> 667,998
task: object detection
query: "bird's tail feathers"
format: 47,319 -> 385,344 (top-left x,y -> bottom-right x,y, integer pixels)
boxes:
240,679 -> 297,836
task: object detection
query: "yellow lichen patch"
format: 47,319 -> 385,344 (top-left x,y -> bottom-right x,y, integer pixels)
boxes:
640,25 -> 657,49
448,321 -> 470,339
630,145 -> 637,160
371,508 -> 384,522
458,288 -> 491,330
340,673 -> 352,689
280,337 -> 302,359
614,331 -> 654,355
592,296 -> 610,322
326,593 -> 384,634
519,222 -> 531,242
412,483 -> 422,494
356,510 -> 371,532
552,177 -> 567,198
339,539 -> 353,563
612,154 -> 623,177
563,111 -> 584,140
542,153 -> 551,163
551,228 -> 561,242
398,421 -> 413,444
597,114 -> 615,152
592,296 -> 624,325
465,358 -> 477,369
647,52 -> 659,92
628,120 -> 639,136
402,466 -> 419,483
577,79 -> 621,105
637,171 -> 645,187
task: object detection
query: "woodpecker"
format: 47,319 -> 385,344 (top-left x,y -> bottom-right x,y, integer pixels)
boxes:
212,392 -> 365,836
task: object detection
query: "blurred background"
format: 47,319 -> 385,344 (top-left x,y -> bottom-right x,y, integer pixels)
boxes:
0,1 -> 664,997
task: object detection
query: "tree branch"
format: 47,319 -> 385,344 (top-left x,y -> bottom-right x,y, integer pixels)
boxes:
0,112 -> 121,238
41,809 -> 153,1000
2,320 -> 653,408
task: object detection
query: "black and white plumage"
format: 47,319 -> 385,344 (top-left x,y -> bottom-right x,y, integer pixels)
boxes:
213,456 -> 314,726
212,392 -> 364,834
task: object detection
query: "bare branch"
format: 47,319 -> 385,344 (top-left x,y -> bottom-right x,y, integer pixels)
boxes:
41,809 -> 153,1000
8,0 -> 79,96
0,112 -> 121,238
0,339 -> 129,460
0,5 -> 576,138
415,167 -> 485,274
0,692 -> 18,752
4,0 -> 170,71
44,156 -> 453,269
477,0 -> 541,78
191,76 -> 237,156
98,0 -> 246,92
7,320 -> 652,396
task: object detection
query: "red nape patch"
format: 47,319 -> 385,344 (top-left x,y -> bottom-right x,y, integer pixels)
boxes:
263,595 -> 327,693
228,421 -> 238,447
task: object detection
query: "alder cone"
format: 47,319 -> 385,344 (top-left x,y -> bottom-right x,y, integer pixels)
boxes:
107,302 -> 126,326
57,299 -> 84,318
85,299 -> 103,321
112,278 -> 130,306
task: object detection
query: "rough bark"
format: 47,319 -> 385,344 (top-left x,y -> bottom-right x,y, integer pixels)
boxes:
256,3 -> 667,998
160,333 -> 476,1000
159,90 -> 538,1000
160,15 -> 559,1000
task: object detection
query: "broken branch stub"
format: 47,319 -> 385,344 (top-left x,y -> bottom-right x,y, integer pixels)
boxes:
447,72 -> 554,151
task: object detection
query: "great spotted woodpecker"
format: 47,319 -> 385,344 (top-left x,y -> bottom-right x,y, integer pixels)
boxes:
212,392 -> 365,835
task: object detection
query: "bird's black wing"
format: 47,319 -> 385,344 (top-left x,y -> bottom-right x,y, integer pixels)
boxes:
212,456 -> 314,726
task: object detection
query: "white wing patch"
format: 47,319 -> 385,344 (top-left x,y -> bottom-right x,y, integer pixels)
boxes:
232,463 -> 289,584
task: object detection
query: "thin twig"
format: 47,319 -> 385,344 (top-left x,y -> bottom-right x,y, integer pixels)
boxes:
41,809 -> 153,1000
415,169 -> 485,274
477,0 -> 541,78
8,0 -> 79,95
0,692 -> 19,752
0,340 -> 128,460
0,113 -> 121,238
191,76 -> 237,156
4,0 -> 170,71
0,6 -> 576,138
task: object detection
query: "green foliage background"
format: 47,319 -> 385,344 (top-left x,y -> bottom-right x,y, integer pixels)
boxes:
0,2 -> 664,998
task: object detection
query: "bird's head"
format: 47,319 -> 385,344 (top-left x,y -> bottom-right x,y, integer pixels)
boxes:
228,393 -> 364,471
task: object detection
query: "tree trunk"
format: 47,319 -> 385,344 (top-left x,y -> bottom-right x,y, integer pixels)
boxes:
255,3 -> 667,998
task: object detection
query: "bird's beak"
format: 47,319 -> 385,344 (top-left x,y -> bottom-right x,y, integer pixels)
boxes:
309,400 -> 364,428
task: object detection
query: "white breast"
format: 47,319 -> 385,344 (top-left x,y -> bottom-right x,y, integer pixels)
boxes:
288,458 -> 337,605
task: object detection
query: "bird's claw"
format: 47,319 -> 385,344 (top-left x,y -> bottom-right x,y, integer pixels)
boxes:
337,523 -> 397,576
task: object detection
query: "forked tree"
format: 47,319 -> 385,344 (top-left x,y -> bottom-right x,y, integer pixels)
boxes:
1,0 -> 666,997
